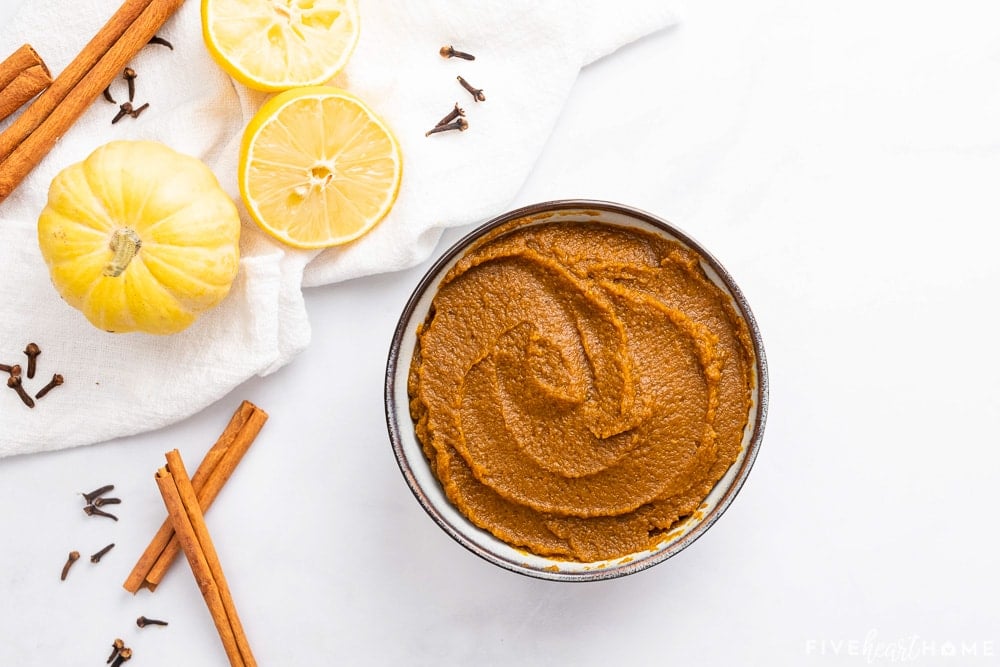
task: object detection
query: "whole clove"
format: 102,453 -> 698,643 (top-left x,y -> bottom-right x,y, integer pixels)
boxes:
60,551 -> 80,580
91,543 -> 115,563
112,102 -> 133,124
434,103 -> 465,128
82,484 -> 114,504
136,615 -> 169,628
112,101 -> 150,124
106,639 -> 125,664
34,373 -> 63,399
440,45 -> 476,61
425,118 -> 469,137
84,505 -> 119,521
102,86 -> 116,104
457,75 -> 485,102
110,647 -> 133,666
7,375 -> 34,408
23,343 -> 40,378
93,496 -> 121,507
122,67 -> 136,102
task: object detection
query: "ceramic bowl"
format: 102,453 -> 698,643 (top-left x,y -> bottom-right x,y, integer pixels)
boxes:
385,200 -> 768,581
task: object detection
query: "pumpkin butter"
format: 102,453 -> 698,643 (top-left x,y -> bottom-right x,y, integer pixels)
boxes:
408,220 -> 755,562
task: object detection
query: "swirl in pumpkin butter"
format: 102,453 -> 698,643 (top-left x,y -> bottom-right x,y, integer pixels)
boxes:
408,220 -> 755,562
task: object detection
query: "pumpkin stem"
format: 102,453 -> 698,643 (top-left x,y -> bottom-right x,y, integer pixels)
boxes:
104,228 -> 142,278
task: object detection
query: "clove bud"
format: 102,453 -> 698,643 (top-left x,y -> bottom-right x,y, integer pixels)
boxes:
106,639 -> 125,664
136,615 -> 169,628
457,75 -> 485,102
34,373 -> 63,399
84,505 -> 119,521
434,103 -> 465,128
23,343 -> 40,379
112,102 -> 133,124
91,543 -> 115,563
425,118 -> 469,136
440,45 -> 476,61
110,647 -> 133,666
123,67 -> 137,102
7,375 -> 34,408
60,551 -> 80,580
82,484 -> 115,504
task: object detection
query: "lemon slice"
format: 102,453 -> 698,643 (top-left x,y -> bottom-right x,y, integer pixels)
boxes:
202,0 -> 360,91
239,86 -> 402,249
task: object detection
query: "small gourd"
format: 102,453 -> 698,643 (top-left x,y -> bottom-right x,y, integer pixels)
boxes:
37,141 -> 241,334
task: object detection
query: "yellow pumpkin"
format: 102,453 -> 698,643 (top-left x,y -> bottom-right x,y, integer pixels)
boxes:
37,141 -> 241,334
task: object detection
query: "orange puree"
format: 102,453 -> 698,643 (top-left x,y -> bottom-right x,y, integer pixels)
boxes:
408,220 -> 754,561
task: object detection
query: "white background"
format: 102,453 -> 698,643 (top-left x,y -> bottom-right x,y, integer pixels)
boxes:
2,1 -> 999,665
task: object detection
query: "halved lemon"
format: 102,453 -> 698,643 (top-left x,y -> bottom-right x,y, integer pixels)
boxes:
239,86 -> 402,249
202,0 -> 360,91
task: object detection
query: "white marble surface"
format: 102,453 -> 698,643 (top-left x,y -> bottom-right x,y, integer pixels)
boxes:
2,1 -> 999,665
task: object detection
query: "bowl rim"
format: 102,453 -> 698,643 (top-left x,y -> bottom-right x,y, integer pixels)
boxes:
385,199 -> 769,581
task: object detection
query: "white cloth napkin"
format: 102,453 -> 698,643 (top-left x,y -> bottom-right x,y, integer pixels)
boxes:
0,0 -> 675,457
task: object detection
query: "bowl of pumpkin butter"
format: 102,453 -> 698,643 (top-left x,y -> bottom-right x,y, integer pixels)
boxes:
386,200 -> 768,581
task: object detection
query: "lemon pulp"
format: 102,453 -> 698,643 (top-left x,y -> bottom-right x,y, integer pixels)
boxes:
239,86 -> 402,249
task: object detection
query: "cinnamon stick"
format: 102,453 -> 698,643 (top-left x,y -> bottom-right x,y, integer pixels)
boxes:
124,401 -> 267,593
0,0 -> 185,204
157,451 -> 256,666
0,45 -> 52,122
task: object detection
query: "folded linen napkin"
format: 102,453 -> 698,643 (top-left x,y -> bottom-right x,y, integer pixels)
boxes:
0,0 -> 675,457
